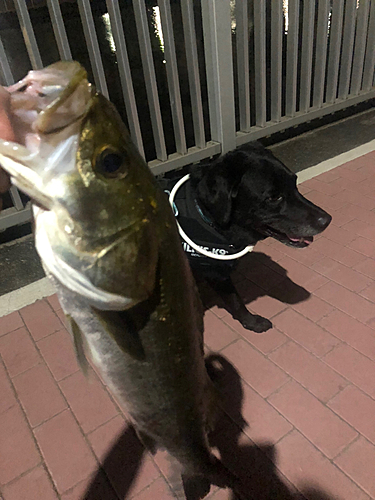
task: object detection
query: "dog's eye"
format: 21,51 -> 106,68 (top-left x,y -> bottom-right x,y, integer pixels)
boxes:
267,195 -> 283,204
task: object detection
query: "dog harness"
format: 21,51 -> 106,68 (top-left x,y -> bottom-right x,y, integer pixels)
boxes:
158,173 -> 253,267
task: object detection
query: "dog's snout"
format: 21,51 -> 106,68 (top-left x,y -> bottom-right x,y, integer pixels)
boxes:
317,213 -> 332,230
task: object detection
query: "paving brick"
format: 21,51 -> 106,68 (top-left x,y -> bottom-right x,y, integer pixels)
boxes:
337,165 -> 369,182
56,309 -> 66,327
324,344 -> 375,399
46,294 -> 61,312
305,190 -> 347,211
330,207 -> 356,227
241,262 -> 286,291
34,409 -> 97,493
2,465 -> 58,500
37,329 -> 79,381
318,309 -> 375,360
131,477 -> 175,500
302,178 -> 343,196
0,360 -> 17,415
0,405 -> 41,485
314,168 -> 341,183
359,281 -> 375,303
322,223 -> 358,245
19,300 -> 63,341
312,257 -> 372,292
347,236 -> 375,258
270,243 -> 324,267
328,385 -> 375,444
272,309 -> 339,357
268,381 -> 357,458
222,315 -> 288,355
333,176 -> 375,195
13,364 -> 67,428
333,189 -> 375,210
87,415 -> 160,498
221,340 -> 289,397
269,341 -> 348,402
60,471 -> 118,500
203,311 -> 239,351
59,369 -> 118,434
353,257 -> 375,280
276,256 -> 328,292
254,243 -> 285,262
0,312 -> 23,337
0,327 -> 41,378
342,218 -> 375,237
237,382 -> 292,443
275,431 -> 369,500
334,437 -> 375,499
315,281 -> 375,324
308,236 -> 367,267
291,294 -> 333,322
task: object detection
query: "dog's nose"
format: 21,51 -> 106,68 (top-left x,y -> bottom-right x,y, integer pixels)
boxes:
317,213 -> 332,230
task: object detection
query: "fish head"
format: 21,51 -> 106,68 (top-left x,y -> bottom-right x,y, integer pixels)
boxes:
0,61 -> 161,309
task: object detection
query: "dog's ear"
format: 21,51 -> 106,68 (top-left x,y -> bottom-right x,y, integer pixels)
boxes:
192,150 -> 249,227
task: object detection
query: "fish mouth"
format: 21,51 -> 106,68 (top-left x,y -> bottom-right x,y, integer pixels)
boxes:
0,61 -> 93,208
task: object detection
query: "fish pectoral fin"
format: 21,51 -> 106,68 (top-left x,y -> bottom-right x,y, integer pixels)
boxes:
92,309 -> 146,361
65,314 -> 89,375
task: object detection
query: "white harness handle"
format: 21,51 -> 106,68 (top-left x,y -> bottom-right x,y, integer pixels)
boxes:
169,174 -> 253,261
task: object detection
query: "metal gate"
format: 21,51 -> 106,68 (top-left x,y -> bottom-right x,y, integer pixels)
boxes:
0,0 -> 375,231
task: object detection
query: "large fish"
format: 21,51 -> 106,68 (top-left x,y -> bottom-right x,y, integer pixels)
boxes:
0,62 -> 243,498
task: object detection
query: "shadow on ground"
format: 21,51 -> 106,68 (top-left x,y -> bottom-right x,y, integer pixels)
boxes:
83,353 -> 336,500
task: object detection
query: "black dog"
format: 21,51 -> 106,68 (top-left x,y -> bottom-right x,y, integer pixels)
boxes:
160,142 -> 331,333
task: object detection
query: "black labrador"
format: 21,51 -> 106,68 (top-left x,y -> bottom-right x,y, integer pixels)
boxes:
160,142 -> 331,333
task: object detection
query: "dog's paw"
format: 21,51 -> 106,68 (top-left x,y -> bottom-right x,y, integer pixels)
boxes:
241,314 -> 272,333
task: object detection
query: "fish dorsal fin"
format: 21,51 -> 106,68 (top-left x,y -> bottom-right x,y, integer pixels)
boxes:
65,314 -> 89,375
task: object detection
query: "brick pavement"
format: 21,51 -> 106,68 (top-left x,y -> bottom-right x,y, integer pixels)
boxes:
1,152 -> 375,499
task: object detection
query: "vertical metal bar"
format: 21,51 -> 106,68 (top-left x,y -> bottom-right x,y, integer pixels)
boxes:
158,0 -> 187,155
299,0 -> 315,112
9,186 -> 24,211
0,35 -> 13,85
106,0 -> 145,158
77,0 -> 109,98
13,0 -> 43,69
338,0 -> 357,99
236,0 -> 251,132
362,0 -> 375,91
326,0 -> 345,103
181,0 -> 205,148
132,0 -> 167,161
351,0 -> 370,95
46,0 -> 72,61
285,0 -> 299,116
201,0 -> 236,152
312,0 -> 330,107
270,0 -> 282,122
253,0 -> 266,126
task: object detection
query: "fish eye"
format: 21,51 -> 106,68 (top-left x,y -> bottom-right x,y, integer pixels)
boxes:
96,149 -> 125,178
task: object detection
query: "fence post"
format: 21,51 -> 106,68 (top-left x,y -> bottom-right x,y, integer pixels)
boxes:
201,0 -> 236,153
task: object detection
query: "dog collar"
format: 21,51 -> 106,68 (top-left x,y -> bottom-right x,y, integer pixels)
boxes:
169,174 -> 254,261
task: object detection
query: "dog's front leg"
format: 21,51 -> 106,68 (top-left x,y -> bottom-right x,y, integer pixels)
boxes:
208,277 -> 272,333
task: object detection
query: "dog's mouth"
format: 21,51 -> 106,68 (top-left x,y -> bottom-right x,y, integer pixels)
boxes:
260,226 -> 313,248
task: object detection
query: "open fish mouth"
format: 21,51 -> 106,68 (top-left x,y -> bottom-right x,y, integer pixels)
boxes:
0,61 -> 92,208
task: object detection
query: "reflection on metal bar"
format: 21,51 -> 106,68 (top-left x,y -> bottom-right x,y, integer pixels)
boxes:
338,0 -> 357,99
9,186 -> 24,211
0,205 -> 31,231
254,0 -> 266,126
312,0 -> 329,107
0,36 -> 13,85
270,1 -> 282,122
201,0 -> 236,152
236,88 -> 375,147
236,0 -> 250,132
181,0 -> 205,148
362,0 -> 375,91
326,0 -> 345,103
13,0 -> 43,69
300,0 -> 315,113
158,0 -> 187,155
133,0 -> 167,161
77,0 -> 109,98
285,0 -> 299,116
351,0 -> 370,95
106,0 -> 145,158
46,0 -> 72,61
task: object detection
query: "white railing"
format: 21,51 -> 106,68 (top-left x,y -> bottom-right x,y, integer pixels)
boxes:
0,0 -> 374,231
